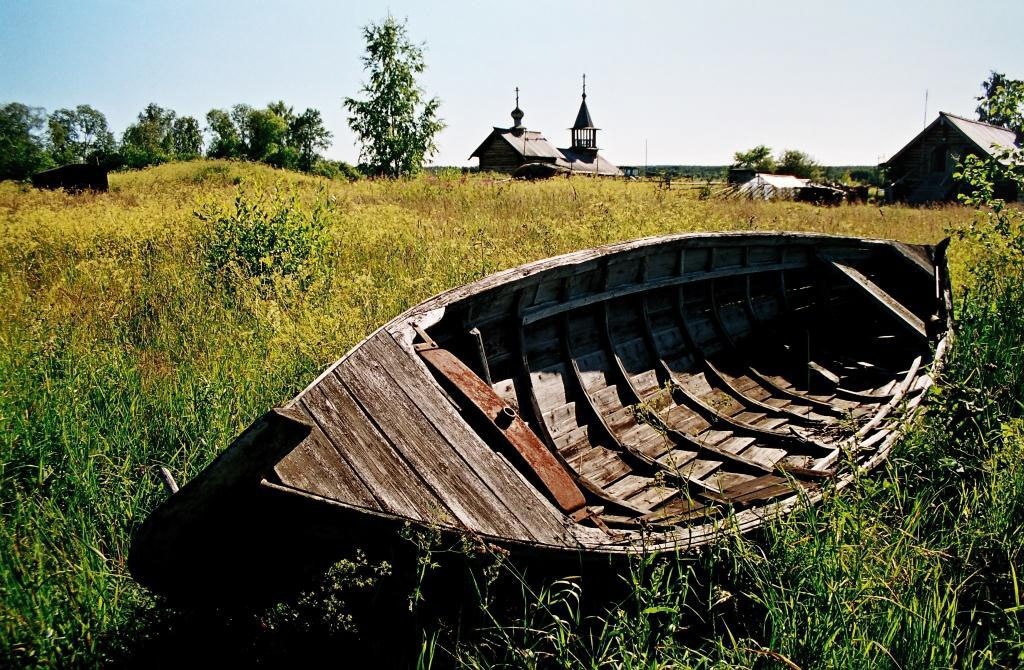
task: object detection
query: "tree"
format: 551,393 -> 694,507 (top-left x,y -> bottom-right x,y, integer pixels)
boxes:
243,107 -> 290,164
344,16 -> 444,177
777,149 -> 821,180
289,108 -> 332,171
230,104 -> 254,154
47,105 -> 115,165
0,103 -> 51,180
172,116 -> 203,158
205,108 -> 242,158
46,108 -> 77,165
733,144 -> 776,173
205,102 -> 332,171
976,70 -> 1024,137
267,100 -> 295,129
121,103 -> 176,167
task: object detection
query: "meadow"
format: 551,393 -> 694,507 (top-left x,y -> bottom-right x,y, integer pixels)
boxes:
1,160 -> 1021,667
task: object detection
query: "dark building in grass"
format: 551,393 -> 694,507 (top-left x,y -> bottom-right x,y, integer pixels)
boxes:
881,112 -> 1019,203
470,79 -> 622,177
32,164 -> 109,192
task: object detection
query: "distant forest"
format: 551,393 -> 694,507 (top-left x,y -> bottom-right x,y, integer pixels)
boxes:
452,164 -> 882,185
614,165 -> 882,185
0,101 -> 361,182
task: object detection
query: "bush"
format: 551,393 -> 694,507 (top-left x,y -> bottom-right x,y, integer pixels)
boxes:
198,180 -> 333,286
310,159 -> 363,182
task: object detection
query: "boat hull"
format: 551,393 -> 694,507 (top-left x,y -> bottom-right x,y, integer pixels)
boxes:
130,232 -> 952,599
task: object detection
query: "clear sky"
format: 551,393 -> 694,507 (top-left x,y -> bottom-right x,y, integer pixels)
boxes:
2,1 -> 1022,167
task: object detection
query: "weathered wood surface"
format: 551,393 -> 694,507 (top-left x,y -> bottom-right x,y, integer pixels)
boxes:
418,343 -> 587,514
131,232 -> 952,595
379,233 -> 943,550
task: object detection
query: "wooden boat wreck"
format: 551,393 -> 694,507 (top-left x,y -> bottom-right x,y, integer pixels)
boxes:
130,232 -> 952,599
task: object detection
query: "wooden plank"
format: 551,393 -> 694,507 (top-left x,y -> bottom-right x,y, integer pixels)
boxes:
604,474 -> 653,500
521,259 -> 810,325
272,404 -> 380,510
338,345 -> 529,540
370,332 -> 573,544
300,374 -> 446,524
662,287 -> 835,456
891,242 -> 935,275
730,481 -> 801,506
824,259 -> 928,340
417,344 -> 586,514
386,234 -> 906,343
721,474 -> 785,499
576,447 -> 633,486
629,485 -> 679,510
704,471 -> 756,492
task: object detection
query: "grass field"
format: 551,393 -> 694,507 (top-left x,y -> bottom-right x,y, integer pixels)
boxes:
1,160 -> 1021,667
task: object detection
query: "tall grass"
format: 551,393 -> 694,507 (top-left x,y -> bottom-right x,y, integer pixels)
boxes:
0,160 -> 1001,666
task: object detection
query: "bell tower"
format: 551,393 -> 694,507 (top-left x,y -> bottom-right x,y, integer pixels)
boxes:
570,74 -> 598,151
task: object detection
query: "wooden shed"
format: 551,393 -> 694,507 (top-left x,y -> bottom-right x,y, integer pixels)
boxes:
32,164 -> 109,192
881,112 -> 1019,203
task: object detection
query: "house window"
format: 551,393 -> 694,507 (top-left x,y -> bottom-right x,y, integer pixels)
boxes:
930,145 -> 947,173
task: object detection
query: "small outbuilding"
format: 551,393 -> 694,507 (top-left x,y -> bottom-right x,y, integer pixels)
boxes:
881,112 -> 1019,203
32,164 -> 109,192
470,79 -> 622,178
734,173 -> 845,205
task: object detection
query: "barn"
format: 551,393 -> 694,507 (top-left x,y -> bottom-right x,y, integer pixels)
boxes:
470,81 -> 622,177
881,112 -> 1019,203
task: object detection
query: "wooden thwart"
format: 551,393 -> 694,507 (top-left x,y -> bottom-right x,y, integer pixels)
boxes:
824,258 -> 928,340
417,341 -> 587,515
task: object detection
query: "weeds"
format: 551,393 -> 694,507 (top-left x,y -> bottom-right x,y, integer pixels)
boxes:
198,179 -> 334,289
0,159 -> 1011,666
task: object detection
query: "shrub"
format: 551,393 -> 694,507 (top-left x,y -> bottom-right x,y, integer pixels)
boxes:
198,180 -> 333,286
309,159 -> 363,182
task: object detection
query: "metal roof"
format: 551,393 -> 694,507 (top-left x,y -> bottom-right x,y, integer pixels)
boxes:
556,147 -> 622,176
882,111 -> 1020,167
748,173 -> 809,189
499,130 -> 565,159
469,128 -> 564,161
942,112 -> 1018,155
736,173 -> 842,199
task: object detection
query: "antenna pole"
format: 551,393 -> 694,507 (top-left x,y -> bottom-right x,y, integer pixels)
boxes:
923,89 -> 928,128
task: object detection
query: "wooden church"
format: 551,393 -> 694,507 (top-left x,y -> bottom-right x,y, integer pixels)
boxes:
470,77 -> 622,177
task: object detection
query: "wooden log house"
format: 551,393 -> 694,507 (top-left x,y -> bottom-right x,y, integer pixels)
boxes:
881,112 -> 1019,203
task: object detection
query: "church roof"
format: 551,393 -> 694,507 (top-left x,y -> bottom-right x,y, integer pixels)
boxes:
572,97 -> 595,130
469,128 -> 564,160
556,146 -> 620,176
